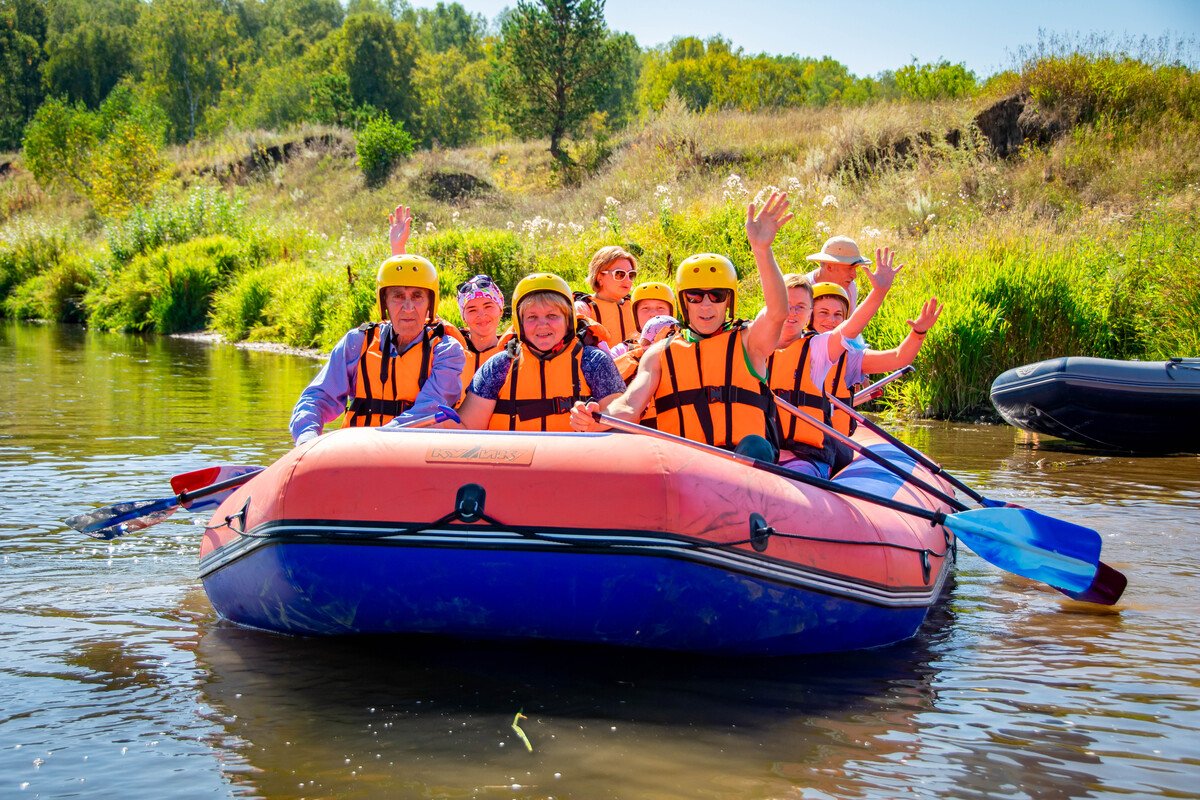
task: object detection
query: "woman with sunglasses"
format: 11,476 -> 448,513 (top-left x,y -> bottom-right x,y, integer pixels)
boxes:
570,192 -> 793,455
457,273 -> 625,431
574,246 -> 640,346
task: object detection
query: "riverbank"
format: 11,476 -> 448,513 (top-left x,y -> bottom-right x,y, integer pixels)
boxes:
170,331 -> 324,360
3,54 -> 1198,417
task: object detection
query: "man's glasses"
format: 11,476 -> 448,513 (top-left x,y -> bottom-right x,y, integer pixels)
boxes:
681,288 -> 732,304
602,269 -> 637,281
787,304 -> 811,316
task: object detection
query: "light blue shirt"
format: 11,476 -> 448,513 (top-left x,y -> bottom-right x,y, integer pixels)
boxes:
290,324 -> 465,444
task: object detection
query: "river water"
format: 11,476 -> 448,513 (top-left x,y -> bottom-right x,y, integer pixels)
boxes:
1,320 -> 1198,799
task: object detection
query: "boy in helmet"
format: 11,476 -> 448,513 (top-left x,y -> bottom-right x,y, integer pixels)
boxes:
570,191 -> 792,454
289,255 -> 466,445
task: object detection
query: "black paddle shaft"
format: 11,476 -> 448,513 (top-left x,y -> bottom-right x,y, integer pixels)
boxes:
591,412 -> 949,527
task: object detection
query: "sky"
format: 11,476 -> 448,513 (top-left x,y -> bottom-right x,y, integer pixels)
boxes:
410,0 -> 1200,77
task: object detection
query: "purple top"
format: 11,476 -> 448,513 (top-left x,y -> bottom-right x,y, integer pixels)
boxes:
470,346 -> 626,401
290,324 -> 465,444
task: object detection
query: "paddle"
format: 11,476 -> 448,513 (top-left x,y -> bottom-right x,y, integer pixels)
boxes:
825,393 -> 1127,604
589,410 -> 1108,599
852,365 -> 914,406
66,405 -> 462,540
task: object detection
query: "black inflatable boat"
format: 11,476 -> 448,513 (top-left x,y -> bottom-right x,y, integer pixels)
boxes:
990,357 -> 1200,453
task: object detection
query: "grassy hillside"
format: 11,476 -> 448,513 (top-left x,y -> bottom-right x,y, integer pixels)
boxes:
2,54 -> 1198,418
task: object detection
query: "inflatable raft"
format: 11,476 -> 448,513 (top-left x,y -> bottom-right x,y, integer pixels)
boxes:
990,356 -> 1200,453
199,426 -> 957,655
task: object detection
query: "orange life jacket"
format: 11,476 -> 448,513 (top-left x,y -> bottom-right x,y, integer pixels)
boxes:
460,334 -> 508,401
579,293 -> 636,346
346,321 -> 456,427
768,332 -> 833,462
489,340 -> 594,432
653,322 -> 777,450
614,343 -> 659,429
825,351 -> 858,436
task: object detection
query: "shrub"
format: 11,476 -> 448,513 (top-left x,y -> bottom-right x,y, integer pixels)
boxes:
355,114 -> 414,187
87,118 -> 167,217
2,254 -> 96,322
0,225 -> 72,299
895,60 -> 978,101
20,98 -> 98,194
86,235 -> 246,333
106,185 -> 245,263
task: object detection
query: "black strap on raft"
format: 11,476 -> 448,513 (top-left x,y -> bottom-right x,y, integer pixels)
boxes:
656,324 -> 775,450
830,351 -> 857,435
494,341 -> 590,429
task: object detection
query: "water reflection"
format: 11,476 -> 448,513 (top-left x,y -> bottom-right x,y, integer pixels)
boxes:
194,608 -> 953,800
4,321 -> 1200,799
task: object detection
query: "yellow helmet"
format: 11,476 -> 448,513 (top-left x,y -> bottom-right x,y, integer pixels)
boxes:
376,255 -> 439,322
811,281 -> 850,307
511,272 -> 576,347
675,253 -> 738,325
631,281 -> 675,317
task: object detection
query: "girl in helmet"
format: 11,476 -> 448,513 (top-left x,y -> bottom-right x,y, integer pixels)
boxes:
289,254 -> 466,445
574,246 -> 640,346
765,256 -> 905,476
570,191 -> 793,454
457,273 -> 626,431
803,275 -> 942,472
609,281 -> 678,359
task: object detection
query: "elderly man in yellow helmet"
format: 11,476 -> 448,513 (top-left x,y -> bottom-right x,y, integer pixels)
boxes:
570,191 -> 792,457
289,255 -> 466,445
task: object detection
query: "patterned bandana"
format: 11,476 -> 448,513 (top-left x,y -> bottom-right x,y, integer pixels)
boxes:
456,275 -> 504,313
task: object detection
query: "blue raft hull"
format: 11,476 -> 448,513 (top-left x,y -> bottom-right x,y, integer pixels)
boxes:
198,428 -> 956,656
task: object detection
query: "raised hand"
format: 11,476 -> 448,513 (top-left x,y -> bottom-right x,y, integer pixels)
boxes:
907,297 -> 943,335
864,246 -> 904,292
388,204 -> 412,255
745,191 -> 793,251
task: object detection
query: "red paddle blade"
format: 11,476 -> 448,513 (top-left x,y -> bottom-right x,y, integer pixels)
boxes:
171,466 -> 223,496
171,465 -> 263,509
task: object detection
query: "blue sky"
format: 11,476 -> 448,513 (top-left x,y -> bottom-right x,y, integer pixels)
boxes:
411,0 -> 1200,77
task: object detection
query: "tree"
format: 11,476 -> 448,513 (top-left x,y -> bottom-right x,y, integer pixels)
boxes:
413,47 -> 487,147
409,1 -> 485,56
0,0 -> 48,150
42,24 -> 136,109
338,12 -> 418,126
136,0 -> 241,142
494,0 -> 619,163
896,60 -> 978,101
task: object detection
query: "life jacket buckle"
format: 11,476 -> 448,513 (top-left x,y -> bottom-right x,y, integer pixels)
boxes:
552,396 -> 573,415
705,386 -> 726,403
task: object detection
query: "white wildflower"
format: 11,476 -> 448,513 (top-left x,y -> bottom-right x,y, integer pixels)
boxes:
604,196 -> 621,208
821,194 -> 838,208
425,222 -> 437,232
860,226 -> 882,239
815,221 -> 831,235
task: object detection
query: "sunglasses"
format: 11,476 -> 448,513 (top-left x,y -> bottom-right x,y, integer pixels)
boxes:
602,269 -> 637,281
681,288 -> 732,304
456,276 -> 498,293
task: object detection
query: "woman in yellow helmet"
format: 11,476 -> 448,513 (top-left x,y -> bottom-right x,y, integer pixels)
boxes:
570,191 -> 793,454
289,254 -> 466,444
456,273 -> 626,431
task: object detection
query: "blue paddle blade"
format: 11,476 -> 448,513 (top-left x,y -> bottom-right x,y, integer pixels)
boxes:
66,495 -> 180,539
946,507 -> 1101,594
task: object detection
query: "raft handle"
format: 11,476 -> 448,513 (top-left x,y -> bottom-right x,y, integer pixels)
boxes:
455,483 -> 486,523
748,513 -> 773,553
225,496 -> 251,535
